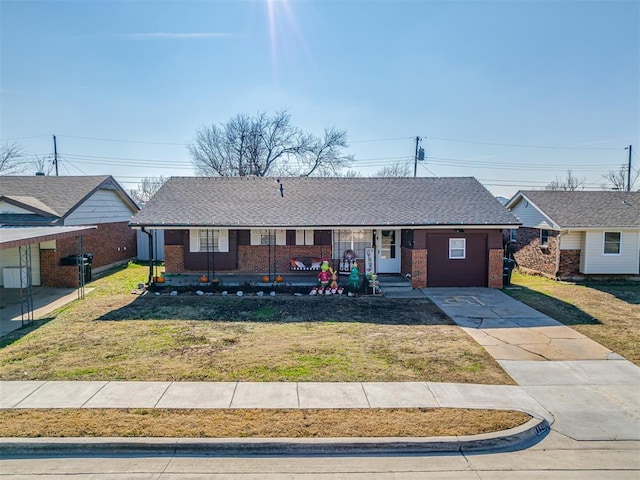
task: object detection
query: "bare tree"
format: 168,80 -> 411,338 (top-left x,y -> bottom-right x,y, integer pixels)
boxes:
0,142 -> 25,175
602,165 -> 638,191
31,155 -> 55,175
545,170 -> 585,191
188,111 -> 352,177
129,176 -> 168,206
374,161 -> 412,177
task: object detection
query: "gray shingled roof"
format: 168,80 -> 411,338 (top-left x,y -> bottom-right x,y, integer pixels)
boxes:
1,195 -> 61,216
0,176 -> 137,225
515,190 -> 640,228
130,176 -> 519,228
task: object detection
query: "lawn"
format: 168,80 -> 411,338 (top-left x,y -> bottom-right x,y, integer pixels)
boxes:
0,408 -> 530,438
0,263 -> 530,438
0,263 -> 513,385
506,271 -> 640,365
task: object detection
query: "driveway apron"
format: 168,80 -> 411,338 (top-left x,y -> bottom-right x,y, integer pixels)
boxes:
424,287 -> 640,441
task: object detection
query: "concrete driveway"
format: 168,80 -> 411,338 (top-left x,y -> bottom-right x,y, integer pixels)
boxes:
0,287 -> 87,337
424,287 -> 640,441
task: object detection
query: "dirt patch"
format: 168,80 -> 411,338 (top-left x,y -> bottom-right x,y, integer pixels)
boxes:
0,408 -> 531,438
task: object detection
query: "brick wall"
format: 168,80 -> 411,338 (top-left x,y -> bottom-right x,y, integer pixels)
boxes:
36,222 -> 136,287
40,249 -> 79,287
558,249 -> 581,277
237,245 -> 330,273
411,249 -> 427,289
512,227 -> 558,277
488,248 -> 503,288
52,222 -> 136,269
81,222 -> 137,268
165,245 -> 185,273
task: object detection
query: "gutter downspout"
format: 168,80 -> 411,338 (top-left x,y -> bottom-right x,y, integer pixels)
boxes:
141,227 -> 153,285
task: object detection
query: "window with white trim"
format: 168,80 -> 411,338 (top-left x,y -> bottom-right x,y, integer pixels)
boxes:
295,229 -> 314,246
333,229 -> 371,259
190,229 -> 228,253
449,238 -> 466,259
199,229 -> 219,252
260,229 -> 275,245
603,232 -> 621,255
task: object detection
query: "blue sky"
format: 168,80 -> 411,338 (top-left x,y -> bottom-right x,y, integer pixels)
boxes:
1,0 -> 638,198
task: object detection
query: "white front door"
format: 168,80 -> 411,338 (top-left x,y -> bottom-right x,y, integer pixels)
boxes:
376,229 -> 401,273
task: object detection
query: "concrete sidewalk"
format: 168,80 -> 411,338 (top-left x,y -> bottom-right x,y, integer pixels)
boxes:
0,380 -> 550,421
0,379 -> 551,455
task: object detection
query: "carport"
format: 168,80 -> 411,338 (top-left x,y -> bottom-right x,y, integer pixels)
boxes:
0,225 -> 96,325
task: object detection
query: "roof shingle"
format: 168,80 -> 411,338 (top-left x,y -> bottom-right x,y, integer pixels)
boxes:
514,190 -> 640,228
130,176 -> 519,228
0,176 -> 137,225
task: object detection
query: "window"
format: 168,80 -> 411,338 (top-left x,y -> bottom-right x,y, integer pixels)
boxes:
260,229 -> 276,245
603,232 -> 621,255
250,229 -> 285,245
333,229 -> 372,259
199,229 -> 219,252
540,230 -> 549,247
190,229 -> 229,253
449,238 -> 466,259
295,229 -> 314,246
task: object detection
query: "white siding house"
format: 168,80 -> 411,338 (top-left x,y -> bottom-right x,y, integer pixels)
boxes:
581,230 -> 639,274
65,189 -> 136,225
509,199 -> 554,230
507,191 -> 640,278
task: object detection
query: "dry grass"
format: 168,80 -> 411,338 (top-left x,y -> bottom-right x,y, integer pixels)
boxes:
0,408 -> 530,438
0,263 -> 513,384
507,271 -> 640,365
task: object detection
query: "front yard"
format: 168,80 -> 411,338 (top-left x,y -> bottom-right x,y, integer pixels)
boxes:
0,263 -> 512,384
0,262 -> 529,438
506,271 -> 640,365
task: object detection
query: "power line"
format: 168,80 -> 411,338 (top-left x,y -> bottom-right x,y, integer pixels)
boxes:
425,136 -> 623,151
349,136 -> 412,144
0,134 -> 51,141
57,134 -> 187,146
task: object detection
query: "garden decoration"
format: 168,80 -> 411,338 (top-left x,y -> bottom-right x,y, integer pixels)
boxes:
340,249 -> 357,275
348,262 -> 360,290
329,267 -> 339,293
317,259 -> 331,289
330,268 -> 339,288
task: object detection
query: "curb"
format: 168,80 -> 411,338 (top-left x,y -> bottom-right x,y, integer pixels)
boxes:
0,417 -> 550,456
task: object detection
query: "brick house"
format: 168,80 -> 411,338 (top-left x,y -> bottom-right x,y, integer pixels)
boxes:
129,176 -> 519,288
506,190 -> 640,279
0,175 -> 139,288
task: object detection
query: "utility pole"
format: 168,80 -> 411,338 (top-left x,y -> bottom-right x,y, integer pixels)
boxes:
53,134 -> 59,176
413,136 -> 422,178
626,145 -> 632,192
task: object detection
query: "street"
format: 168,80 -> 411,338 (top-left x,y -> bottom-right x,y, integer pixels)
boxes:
2,431 -> 639,479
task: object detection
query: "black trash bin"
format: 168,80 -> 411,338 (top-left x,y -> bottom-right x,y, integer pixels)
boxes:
502,258 -> 516,286
84,253 -> 93,282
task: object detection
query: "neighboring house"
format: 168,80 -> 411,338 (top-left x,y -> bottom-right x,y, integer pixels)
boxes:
129,176 -> 520,288
0,175 -> 139,288
506,190 -> 640,279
